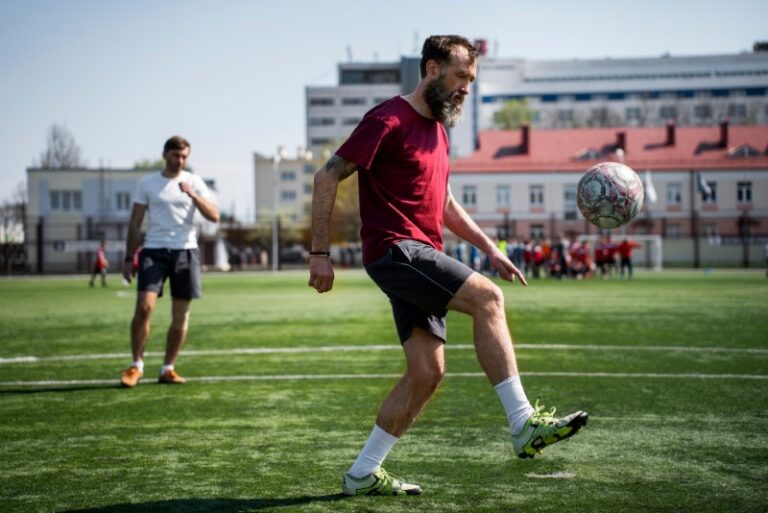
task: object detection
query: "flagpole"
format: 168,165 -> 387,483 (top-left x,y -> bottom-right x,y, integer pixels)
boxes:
690,170 -> 700,268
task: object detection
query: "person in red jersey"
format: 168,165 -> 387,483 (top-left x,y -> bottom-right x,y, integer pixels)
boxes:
618,238 -> 642,279
88,240 -> 109,287
309,35 -> 587,496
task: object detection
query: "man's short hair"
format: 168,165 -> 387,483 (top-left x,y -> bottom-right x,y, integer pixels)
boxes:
419,35 -> 478,78
163,135 -> 190,153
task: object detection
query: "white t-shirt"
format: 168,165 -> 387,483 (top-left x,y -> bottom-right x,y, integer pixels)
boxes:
133,171 -> 213,249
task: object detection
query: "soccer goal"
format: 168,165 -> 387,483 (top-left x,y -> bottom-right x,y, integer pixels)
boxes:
577,234 -> 663,271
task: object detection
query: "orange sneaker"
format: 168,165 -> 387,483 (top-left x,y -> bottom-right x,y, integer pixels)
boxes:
120,366 -> 144,388
158,369 -> 187,384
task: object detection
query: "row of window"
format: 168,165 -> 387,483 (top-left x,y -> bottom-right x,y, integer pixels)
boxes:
308,96 -> 391,107
459,181 -> 753,209
308,117 -> 362,127
550,103 -> 762,123
49,191 -> 132,212
524,69 -> 768,83
484,88 -> 768,105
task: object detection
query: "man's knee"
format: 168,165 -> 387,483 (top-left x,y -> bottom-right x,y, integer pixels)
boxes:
453,274 -> 505,316
407,362 -> 445,392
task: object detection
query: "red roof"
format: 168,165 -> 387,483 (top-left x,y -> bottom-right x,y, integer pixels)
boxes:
451,124 -> 768,173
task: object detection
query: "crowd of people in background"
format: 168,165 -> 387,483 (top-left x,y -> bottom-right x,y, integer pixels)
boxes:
447,235 -> 642,280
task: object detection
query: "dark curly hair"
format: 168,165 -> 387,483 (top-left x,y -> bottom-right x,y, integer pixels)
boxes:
419,35 -> 478,78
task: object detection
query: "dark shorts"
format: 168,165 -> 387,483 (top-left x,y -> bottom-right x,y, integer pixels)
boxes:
364,240 -> 474,344
137,248 -> 202,299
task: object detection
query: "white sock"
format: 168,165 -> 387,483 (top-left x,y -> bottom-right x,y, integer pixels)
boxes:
347,425 -> 399,478
133,360 -> 144,372
494,376 -> 535,435
161,364 -> 174,374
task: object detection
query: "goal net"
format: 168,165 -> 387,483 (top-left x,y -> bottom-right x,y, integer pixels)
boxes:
577,234 -> 663,271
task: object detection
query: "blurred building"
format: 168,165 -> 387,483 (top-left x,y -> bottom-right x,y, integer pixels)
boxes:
25,167 -> 218,273
253,149 -> 316,225
306,44 -> 768,158
450,122 -> 768,267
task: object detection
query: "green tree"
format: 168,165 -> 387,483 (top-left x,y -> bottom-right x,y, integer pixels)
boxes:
493,98 -> 533,129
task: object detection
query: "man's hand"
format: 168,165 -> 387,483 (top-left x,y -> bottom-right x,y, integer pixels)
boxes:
179,181 -> 195,198
122,260 -> 135,283
308,257 -> 334,293
488,246 -> 527,286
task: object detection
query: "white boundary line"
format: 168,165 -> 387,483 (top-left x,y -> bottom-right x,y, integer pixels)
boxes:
1,342 -> 767,365
1,371 -> 767,387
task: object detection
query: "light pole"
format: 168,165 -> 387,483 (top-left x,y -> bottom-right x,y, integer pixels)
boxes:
271,145 -> 285,272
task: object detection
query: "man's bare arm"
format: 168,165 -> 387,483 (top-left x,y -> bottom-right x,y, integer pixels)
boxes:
123,203 -> 146,282
308,154 -> 358,293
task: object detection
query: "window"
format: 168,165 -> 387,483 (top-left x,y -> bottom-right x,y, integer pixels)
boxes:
309,97 -> 334,106
310,137 -> 332,146
280,171 -> 296,182
659,106 -> 677,119
737,182 -> 752,204
280,190 -> 296,201
626,107 -> 642,121
694,105 -> 712,119
341,117 -> 361,126
529,185 -> 544,207
341,97 -> 366,106
703,182 -> 717,204
116,192 -> 131,211
308,117 -> 335,126
728,104 -> 747,118
530,225 -> 545,240
304,183 -> 313,194
557,109 -> 573,122
50,190 -> 82,212
495,185 -> 510,209
461,185 -> 477,208
667,183 -> 682,205
563,184 -> 578,220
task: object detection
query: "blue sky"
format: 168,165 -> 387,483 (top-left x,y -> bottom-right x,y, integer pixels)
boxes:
1,0 -> 766,219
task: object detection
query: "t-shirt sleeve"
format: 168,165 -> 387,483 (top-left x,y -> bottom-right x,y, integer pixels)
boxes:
190,175 -> 213,201
336,115 -> 392,171
133,177 -> 148,205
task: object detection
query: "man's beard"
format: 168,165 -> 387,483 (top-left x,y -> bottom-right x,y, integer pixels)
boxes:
424,74 -> 465,128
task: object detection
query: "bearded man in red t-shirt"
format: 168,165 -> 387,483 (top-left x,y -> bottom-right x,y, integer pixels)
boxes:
309,35 -> 587,496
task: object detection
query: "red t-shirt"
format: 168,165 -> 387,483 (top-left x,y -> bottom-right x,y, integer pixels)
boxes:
336,96 -> 450,264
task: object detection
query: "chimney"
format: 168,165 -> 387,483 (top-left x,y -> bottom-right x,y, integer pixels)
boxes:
719,119 -> 729,148
666,121 -> 676,146
521,124 -> 530,154
616,131 -> 626,153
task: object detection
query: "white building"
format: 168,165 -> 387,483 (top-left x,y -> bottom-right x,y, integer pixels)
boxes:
26,167 -> 218,273
306,45 -> 768,158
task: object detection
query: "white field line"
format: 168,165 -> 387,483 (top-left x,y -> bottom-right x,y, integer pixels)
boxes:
1,371 -> 767,387
1,342 -> 767,365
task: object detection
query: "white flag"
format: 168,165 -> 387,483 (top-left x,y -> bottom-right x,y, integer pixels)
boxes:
644,170 -> 658,203
697,173 -> 712,197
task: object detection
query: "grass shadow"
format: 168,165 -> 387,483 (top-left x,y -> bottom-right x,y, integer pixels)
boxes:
58,494 -> 347,513
0,384 -> 123,395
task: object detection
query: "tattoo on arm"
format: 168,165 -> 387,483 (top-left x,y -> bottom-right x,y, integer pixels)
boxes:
324,155 -> 357,181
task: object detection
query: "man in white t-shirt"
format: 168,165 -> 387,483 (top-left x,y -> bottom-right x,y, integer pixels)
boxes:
120,135 -> 219,387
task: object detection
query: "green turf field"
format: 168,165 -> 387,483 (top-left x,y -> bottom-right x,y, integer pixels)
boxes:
1,270 -> 767,513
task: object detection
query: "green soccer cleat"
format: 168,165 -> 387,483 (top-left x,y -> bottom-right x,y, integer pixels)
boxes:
342,468 -> 422,496
512,400 -> 588,459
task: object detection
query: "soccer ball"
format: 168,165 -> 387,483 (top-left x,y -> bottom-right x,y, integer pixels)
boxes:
577,162 -> 644,229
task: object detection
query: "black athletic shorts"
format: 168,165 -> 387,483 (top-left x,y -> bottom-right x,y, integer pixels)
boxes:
364,240 -> 474,344
137,248 -> 202,299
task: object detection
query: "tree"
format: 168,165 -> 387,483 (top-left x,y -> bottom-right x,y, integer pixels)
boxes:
493,98 -> 533,129
133,158 -> 166,169
39,124 -> 84,168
